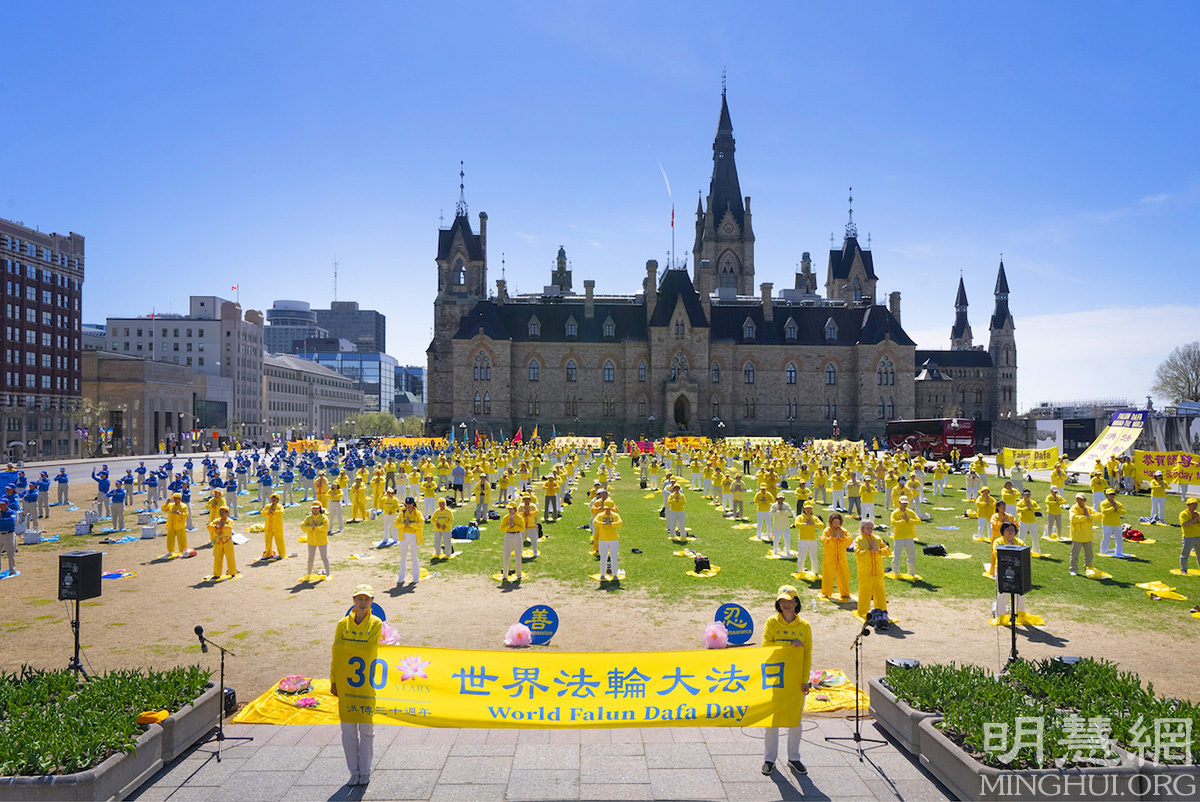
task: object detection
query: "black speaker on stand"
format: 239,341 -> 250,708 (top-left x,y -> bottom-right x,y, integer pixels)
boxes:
995,543 -> 1032,665
59,550 -> 103,677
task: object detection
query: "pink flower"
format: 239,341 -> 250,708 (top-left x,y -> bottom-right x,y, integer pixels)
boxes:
296,696 -> 318,707
397,655 -> 430,681
704,621 -> 729,649
504,624 -> 533,647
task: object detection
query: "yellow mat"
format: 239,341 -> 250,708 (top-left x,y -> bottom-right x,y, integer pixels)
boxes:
1171,568 -> 1200,577
943,553 -> 973,560
791,571 -> 819,581
686,566 -> 721,578
232,678 -> 341,726
804,669 -> 870,714
766,552 -> 797,560
884,573 -> 923,581
1147,590 -> 1188,601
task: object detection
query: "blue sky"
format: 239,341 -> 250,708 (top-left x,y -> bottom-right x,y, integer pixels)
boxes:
5,1 -> 1199,410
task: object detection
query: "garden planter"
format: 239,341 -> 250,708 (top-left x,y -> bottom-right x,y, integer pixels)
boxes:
0,723 -> 162,802
867,675 -> 937,756
160,682 -> 221,762
1137,761 -> 1199,802
918,717 -> 1143,802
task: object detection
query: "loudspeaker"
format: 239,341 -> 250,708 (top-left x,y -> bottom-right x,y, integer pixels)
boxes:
995,543 -> 1032,595
59,550 -> 103,601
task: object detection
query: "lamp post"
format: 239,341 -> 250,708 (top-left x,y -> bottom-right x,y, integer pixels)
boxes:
833,418 -> 840,439
787,414 -> 795,443
647,415 -> 655,440
459,421 -> 466,444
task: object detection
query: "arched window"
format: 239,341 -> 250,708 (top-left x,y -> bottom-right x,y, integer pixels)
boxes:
483,392 -> 491,414
824,319 -> 838,341
720,264 -> 736,289
887,398 -> 895,419
711,363 -> 720,383
712,398 -> 720,418
878,398 -> 885,419
974,389 -> 983,404
877,357 -> 894,386
638,361 -> 646,382
785,363 -> 797,385
566,319 -> 577,337
566,360 -> 577,382
670,352 -> 688,381
960,389 -> 966,404
473,391 -> 481,414
743,322 -> 755,339
603,361 -> 615,382
674,320 -> 685,336
638,397 -> 646,417
603,321 -> 615,338
825,364 -> 836,385
852,277 -> 862,303
786,323 -> 797,340
454,258 -> 466,286
744,363 -> 755,384
528,360 -> 539,382
1004,346 -> 1012,366
474,353 -> 491,381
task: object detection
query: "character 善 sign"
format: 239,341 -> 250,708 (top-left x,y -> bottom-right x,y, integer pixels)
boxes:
332,645 -> 806,729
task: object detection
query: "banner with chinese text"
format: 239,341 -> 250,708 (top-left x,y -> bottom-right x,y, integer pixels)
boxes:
1133,450 -> 1200,485
551,436 -> 603,449
663,436 -> 708,449
1067,411 -> 1147,474
1004,446 -> 1060,471
331,645 -> 806,729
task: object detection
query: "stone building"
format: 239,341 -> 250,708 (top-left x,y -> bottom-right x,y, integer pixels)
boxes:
427,92 -> 1016,441
262,353 -> 364,439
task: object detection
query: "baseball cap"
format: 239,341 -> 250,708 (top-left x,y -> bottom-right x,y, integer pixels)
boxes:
353,584 -> 374,598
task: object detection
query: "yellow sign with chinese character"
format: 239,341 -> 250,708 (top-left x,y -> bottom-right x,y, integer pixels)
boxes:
1067,411 -> 1147,474
1005,446 -> 1060,471
1134,450 -> 1200,485
330,645 -> 807,729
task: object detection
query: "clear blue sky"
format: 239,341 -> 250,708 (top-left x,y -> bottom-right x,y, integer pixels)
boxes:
6,1 -> 1199,410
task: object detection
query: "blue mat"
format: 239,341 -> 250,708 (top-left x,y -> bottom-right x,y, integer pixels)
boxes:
0,569 -> 19,579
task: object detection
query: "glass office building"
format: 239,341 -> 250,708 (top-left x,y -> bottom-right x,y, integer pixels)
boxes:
295,351 -> 397,413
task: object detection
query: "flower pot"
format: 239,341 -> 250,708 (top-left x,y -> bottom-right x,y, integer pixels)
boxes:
0,723 -> 162,802
160,682 -> 221,762
918,717 -> 1143,802
867,675 -> 937,756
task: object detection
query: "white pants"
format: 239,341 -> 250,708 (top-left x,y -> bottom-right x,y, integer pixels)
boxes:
977,517 -> 989,538
692,472 -> 702,488
503,532 -> 523,576
1092,491 -> 1105,509
306,544 -> 330,576
1101,525 -> 1124,556
861,502 -> 875,524
424,497 -> 435,518
599,540 -> 619,576
397,533 -> 420,583
666,510 -> 685,538
381,514 -> 398,544
1151,497 -> 1166,520
891,539 -> 916,574
757,512 -> 770,539
340,721 -> 374,775
722,492 -> 732,510
772,526 -> 790,556
526,527 -> 538,557
832,490 -> 844,509
796,540 -> 819,574
1019,521 -> 1040,553
764,725 -> 801,762
933,479 -> 945,496
994,591 -> 1026,618
329,500 -> 343,531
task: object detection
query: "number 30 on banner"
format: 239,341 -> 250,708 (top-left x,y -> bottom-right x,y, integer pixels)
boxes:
347,656 -> 388,689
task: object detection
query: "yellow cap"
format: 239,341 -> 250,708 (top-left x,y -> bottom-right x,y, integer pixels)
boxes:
775,585 -> 799,603
353,584 -> 374,598
603,499 -> 617,509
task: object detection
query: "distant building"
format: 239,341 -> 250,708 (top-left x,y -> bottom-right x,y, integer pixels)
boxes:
106,295 -> 265,439
294,350 -> 397,414
264,300 -> 329,354
263,353 -> 364,439
0,218 -> 86,459
396,365 -> 426,403
81,323 -> 107,351
81,350 -> 206,454
314,301 -> 386,353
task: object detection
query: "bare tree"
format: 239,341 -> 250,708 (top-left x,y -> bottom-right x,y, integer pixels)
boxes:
1152,341 -> 1200,403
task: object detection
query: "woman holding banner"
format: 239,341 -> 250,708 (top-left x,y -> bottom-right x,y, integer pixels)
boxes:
330,584 -> 382,786
761,585 -> 810,777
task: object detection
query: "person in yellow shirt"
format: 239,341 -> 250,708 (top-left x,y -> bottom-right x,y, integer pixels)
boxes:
1050,464 -> 1067,496
520,493 -> 540,558
932,460 -> 948,497
830,470 -> 847,511
793,481 -> 812,515
1089,467 -> 1108,510
300,501 -> 331,579
1149,470 -> 1168,522
314,473 -> 330,511
974,488 -> 995,540
813,469 -> 828,505
542,473 -> 561,521
730,475 -> 747,520
846,475 -> 862,519
990,522 -> 1028,622
859,480 -> 876,524
1000,481 -> 1019,508
854,521 -> 888,619
820,513 -> 851,600
330,584 -> 382,787
666,483 -> 687,539
1044,488 -> 1066,542
163,492 -> 189,556
207,505 -> 238,580
989,501 -> 1017,544
205,487 -> 226,521
1098,488 -> 1126,558
593,499 -> 622,579
1180,498 -> 1200,573
500,502 -> 526,581
261,492 -> 286,560
754,485 -> 775,540
889,496 -> 920,575
349,477 -> 368,523
760,585 -> 811,777
1015,488 -> 1041,554
430,497 -> 455,558
769,495 -> 792,557
397,497 -> 424,585
794,502 -> 821,575
1069,493 -> 1096,576
378,487 -> 401,546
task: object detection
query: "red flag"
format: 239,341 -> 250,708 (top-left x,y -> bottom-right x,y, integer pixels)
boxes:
512,426 -> 523,443
671,206 -> 674,228
474,430 -> 482,448
231,284 -> 239,291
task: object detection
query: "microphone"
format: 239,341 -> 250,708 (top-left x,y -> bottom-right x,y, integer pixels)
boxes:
195,625 -> 208,653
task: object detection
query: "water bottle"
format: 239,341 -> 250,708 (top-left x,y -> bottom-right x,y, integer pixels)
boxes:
811,598 -> 817,612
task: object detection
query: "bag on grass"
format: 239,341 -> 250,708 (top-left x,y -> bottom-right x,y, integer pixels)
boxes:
693,554 -> 711,573
923,544 -> 947,556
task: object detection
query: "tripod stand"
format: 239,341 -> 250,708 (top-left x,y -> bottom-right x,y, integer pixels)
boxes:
825,622 -> 886,762
195,627 -> 253,762
67,597 -> 89,678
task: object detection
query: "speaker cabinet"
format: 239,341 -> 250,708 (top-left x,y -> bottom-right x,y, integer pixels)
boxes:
59,550 -> 103,601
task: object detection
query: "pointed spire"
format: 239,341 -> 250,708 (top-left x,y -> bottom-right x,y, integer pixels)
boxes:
955,276 -> 969,309
990,259 -> 1013,330
455,161 -> 468,218
951,276 -> 973,348
844,187 -> 858,241
994,259 -> 1010,296
707,87 -> 744,231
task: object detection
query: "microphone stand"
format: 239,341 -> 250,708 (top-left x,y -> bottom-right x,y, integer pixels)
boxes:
825,621 -> 886,762
196,632 -> 253,762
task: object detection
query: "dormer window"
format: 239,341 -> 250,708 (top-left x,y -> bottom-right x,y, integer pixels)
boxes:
603,316 -> 615,338
784,317 -> 798,341
674,319 -> 685,337
528,316 -> 540,338
742,317 -> 756,340
824,318 -> 838,342
565,316 -> 577,338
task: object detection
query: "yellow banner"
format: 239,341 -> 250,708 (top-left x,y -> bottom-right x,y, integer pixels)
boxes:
1134,450 -> 1200,485
811,439 -> 866,454
1005,446 -> 1060,471
379,437 -> 446,448
1067,411 -> 1147,474
740,437 -> 784,446
331,645 -> 806,729
663,436 -> 708,449
552,436 -> 602,449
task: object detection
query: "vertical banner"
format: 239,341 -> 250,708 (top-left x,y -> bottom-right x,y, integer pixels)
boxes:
331,645 -> 807,729
1067,411 -> 1147,474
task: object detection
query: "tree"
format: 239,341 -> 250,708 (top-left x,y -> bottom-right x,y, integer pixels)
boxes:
1152,341 -> 1200,404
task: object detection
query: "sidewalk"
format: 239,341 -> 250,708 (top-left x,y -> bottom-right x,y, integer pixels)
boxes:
129,718 -> 952,802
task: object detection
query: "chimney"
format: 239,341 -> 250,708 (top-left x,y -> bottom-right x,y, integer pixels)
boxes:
584,280 -> 595,318
645,260 -> 658,318
760,282 -> 773,322
889,291 -> 901,325
496,279 -> 507,305
698,259 -> 712,317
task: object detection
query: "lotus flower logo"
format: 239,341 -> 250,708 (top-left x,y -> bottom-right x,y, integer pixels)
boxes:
397,655 -> 430,682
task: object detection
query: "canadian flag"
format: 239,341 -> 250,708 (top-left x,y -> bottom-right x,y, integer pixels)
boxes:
231,285 -> 239,291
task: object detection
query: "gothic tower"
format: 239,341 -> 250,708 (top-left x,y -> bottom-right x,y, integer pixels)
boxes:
824,193 -> 878,305
427,173 -> 487,430
988,261 -> 1017,418
950,277 -> 973,350
694,88 -> 755,297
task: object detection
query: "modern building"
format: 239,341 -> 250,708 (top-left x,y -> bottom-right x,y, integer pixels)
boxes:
264,300 -> 329,354
314,301 -> 386,353
106,295 -> 266,439
294,350 -> 397,414
0,218 -> 86,459
428,91 -> 1013,441
396,365 -> 425,402
263,353 -> 364,439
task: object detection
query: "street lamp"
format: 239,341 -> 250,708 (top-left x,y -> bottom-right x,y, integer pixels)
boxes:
832,418 -> 840,439
647,415 -> 655,439
787,414 -> 795,442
